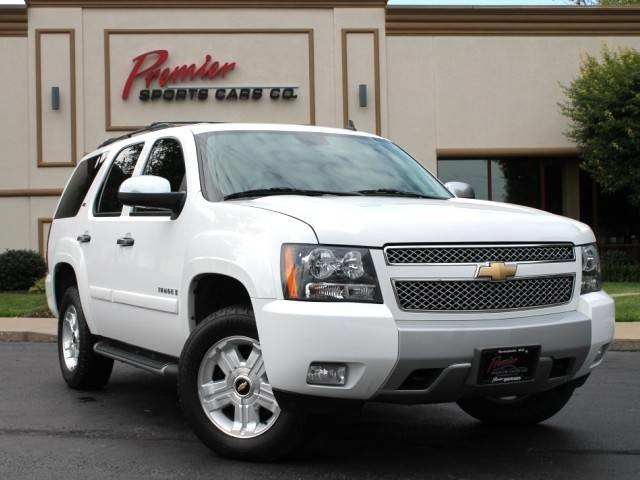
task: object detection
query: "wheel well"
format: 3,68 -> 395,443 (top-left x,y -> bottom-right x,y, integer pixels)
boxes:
53,263 -> 77,311
191,274 -> 251,325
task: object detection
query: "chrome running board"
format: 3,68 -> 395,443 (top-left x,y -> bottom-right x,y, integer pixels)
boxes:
94,340 -> 178,377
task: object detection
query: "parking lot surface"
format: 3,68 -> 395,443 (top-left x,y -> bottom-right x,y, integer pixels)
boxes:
0,343 -> 638,480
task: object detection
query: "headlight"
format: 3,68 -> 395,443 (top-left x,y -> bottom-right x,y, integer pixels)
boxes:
281,244 -> 382,302
581,243 -> 602,294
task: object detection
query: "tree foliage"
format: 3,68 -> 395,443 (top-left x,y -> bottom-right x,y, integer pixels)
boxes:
598,0 -> 640,5
560,47 -> 640,206
565,1 -> 640,4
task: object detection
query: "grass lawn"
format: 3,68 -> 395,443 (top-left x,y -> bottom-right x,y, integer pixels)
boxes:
0,292 -> 50,317
603,282 -> 640,322
1,284 -> 638,321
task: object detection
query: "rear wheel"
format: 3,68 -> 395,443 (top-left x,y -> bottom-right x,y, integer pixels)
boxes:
457,384 -> 576,426
57,286 -> 113,390
178,305 -> 306,461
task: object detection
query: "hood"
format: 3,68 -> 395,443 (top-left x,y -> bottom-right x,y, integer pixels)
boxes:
234,196 -> 595,247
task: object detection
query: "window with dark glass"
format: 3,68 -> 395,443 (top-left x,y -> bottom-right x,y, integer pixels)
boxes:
55,154 -> 106,219
133,138 -> 186,215
94,143 -> 144,216
142,138 -> 186,192
437,157 -> 566,215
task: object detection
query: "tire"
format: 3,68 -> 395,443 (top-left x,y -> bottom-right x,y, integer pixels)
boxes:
457,384 -> 576,426
178,304 -> 306,461
57,286 -> 113,390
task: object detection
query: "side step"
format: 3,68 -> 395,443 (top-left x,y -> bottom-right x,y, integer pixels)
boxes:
94,340 -> 178,377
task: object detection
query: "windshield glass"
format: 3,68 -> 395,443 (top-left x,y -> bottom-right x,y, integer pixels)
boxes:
195,130 -> 452,200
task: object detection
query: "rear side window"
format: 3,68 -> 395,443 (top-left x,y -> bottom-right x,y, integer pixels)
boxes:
94,143 -> 144,216
54,154 -> 105,219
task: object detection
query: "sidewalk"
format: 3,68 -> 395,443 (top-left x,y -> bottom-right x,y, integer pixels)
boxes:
0,317 -> 57,342
0,317 -> 639,351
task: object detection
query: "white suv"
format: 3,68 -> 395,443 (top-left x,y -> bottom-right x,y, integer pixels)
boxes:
46,123 -> 614,460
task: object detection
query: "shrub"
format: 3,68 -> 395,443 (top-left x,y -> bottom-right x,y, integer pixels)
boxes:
601,249 -> 640,282
28,277 -> 46,294
0,250 -> 47,291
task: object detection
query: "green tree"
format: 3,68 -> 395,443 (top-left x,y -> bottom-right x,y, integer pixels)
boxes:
565,1 -> 640,4
560,47 -> 640,206
598,0 -> 640,5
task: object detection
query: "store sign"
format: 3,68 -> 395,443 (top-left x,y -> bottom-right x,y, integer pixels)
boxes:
121,49 -> 298,102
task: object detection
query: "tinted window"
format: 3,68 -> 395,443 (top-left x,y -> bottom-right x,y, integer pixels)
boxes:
94,143 -> 144,216
438,159 -> 489,200
54,154 -> 105,219
130,138 -> 186,216
143,138 -> 186,192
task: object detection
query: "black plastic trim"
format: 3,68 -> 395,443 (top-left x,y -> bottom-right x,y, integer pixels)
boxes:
273,389 -> 364,413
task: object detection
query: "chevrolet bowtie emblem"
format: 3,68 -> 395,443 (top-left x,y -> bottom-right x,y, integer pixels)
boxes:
476,261 -> 517,281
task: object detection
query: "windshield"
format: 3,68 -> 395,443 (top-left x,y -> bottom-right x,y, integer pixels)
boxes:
195,130 -> 452,200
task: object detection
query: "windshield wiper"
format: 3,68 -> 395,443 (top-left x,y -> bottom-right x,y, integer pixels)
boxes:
224,187 -> 353,200
354,189 -> 445,199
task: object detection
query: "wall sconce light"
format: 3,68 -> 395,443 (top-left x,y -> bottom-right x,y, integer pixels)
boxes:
358,84 -> 367,108
51,86 -> 60,111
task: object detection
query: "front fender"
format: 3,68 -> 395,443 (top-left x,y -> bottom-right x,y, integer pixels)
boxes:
179,202 -> 317,339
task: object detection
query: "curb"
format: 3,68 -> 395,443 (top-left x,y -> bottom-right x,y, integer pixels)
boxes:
0,331 -> 56,342
611,339 -> 640,352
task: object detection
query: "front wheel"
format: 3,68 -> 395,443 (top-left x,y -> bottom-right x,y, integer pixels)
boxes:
178,305 -> 306,461
457,384 -> 576,426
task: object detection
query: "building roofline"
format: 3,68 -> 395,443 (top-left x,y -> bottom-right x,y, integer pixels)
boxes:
0,7 -> 27,37
26,0 -> 387,7
386,5 -> 640,36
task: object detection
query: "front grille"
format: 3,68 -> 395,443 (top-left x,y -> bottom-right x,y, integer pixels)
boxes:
385,244 -> 575,265
394,275 -> 574,312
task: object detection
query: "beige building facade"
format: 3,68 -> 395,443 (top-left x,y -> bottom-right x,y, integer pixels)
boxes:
1,1 -> 640,258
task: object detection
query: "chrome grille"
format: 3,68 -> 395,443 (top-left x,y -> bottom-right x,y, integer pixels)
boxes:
394,276 -> 574,312
385,244 -> 575,265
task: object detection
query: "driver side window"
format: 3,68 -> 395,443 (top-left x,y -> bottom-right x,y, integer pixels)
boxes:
133,138 -> 186,215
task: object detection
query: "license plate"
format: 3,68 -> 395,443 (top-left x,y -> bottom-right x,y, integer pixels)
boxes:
478,346 -> 540,385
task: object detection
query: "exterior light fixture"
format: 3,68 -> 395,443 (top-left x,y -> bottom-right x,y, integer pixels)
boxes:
51,86 -> 60,110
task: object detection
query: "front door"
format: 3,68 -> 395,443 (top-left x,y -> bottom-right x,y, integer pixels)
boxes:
106,135 -> 193,356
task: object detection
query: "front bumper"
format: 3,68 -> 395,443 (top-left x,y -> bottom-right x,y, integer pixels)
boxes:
253,290 -> 614,405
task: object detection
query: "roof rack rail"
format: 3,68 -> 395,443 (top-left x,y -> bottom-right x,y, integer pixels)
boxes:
98,121 -> 225,148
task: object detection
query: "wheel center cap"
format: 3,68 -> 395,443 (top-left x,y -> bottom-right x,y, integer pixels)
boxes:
234,376 -> 252,397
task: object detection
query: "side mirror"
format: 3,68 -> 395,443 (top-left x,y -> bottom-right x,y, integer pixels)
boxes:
444,181 -> 475,199
118,175 -> 186,218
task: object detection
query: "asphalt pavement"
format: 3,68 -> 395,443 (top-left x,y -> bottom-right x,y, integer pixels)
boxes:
0,343 -> 638,480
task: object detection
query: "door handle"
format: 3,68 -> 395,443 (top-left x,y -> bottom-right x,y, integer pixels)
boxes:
116,237 -> 135,247
77,234 -> 91,243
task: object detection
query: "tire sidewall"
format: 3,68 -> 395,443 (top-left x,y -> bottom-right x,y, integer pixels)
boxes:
58,287 -> 90,385
457,385 -> 575,426
178,306 -> 304,461
57,286 -> 113,389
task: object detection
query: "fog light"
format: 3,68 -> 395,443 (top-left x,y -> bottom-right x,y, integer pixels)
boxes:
592,343 -> 610,365
306,363 -> 347,386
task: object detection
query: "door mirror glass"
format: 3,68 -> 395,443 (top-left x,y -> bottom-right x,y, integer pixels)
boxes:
118,175 -> 185,218
444,181 -> 476,199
